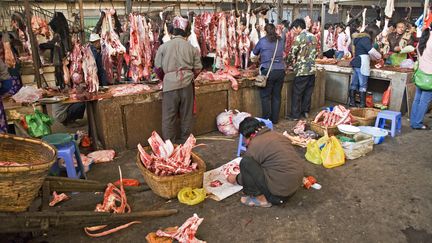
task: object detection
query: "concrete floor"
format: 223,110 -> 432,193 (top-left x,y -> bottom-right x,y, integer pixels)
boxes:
12,114 -> 432,243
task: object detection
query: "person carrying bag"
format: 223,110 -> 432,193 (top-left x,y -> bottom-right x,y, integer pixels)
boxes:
252,24 -> 285,124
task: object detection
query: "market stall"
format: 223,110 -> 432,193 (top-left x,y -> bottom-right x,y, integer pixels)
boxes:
317,64 -> 415,113
92,71 -> 325,151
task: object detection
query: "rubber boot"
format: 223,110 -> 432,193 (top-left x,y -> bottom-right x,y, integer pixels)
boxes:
359,92 -> 366,108
348,90 -> 356,107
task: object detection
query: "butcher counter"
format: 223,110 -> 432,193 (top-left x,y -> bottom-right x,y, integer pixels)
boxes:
317,64 -> 416,113
92,70 -> 326,151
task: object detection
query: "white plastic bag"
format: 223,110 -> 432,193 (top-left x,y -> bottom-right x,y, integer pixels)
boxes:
232,110 -> 251,130
400,59 -> 415,69
216,110 -> 238,136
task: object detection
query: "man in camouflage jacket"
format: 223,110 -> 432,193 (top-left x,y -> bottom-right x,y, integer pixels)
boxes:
286,18 -> 318,120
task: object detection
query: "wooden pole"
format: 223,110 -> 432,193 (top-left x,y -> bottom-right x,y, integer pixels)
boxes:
277,0 -> 284,23
23,0 -> 42,88
126,0 -> 132,15
424,0 -> 430,25
79,0 -> 85,42
321,3 -> 325,56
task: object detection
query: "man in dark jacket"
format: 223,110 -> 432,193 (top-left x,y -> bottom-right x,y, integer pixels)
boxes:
227,117 -> 304,207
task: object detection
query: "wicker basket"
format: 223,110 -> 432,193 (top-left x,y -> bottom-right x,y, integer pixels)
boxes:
135,150 -> 206,199
310,121 -> 360,137
0,134 -> 56,212
350,108 -> 381,126
310,121 -> 340,136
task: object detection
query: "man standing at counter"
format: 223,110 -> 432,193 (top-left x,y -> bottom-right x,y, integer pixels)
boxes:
154,16 -> 202,143
286,19 -> 318,120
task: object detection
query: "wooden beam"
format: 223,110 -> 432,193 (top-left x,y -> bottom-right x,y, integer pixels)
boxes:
23,0 -> 42,88
79,0 -> 85,42
0,209 -> 178,233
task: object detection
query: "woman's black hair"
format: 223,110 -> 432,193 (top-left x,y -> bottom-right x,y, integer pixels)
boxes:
265,24 -> 280,42
418,23 -> 432,56
291,18 -> 306,30
281,20 -> 290,29
364,24 -> 381,43
239,117 -> 265,138
324,23 -> 332,30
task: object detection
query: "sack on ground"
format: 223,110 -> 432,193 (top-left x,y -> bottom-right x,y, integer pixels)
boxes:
321,136 -> 345,168
216,110 -> 238,136
341,133 -> 374,160
232,110 -> 251,130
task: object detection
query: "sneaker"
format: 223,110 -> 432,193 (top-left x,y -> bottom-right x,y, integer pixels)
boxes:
303,112 -> 310,119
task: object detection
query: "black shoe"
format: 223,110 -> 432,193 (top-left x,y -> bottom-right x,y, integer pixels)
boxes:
285,116 -> 299,121
412,125 -> 430,130
349,90 -> 356,107
359,92 -> 366,108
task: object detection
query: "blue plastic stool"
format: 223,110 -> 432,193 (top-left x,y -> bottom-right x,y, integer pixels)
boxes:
42,133 -> 86,179
374,110 -> 402,137
237,118 -> 273,156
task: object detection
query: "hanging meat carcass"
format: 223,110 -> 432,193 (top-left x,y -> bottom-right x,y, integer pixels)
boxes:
11,12 -> 32,60
258,13 -> 266,38
311,20 -> 321,54
201,12 -> 213,55
100,9 -> 126,56
102,44 -> 114,83
69,38 -> 84,86
238,2 -> 252,69
284,29 -> 297,58
188,17 -> 201,53
31,15 -> 51,39
2,32 -> 16,68
249,13 -> 259,46
215,13 -> 229,68
209,13 -> 219,52
227,12 -> 240,67
82,44 -> 99,93
128,13 -> 142,83
141,16 -> 152,79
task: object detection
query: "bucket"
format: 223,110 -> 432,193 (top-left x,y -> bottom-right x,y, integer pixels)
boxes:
358,126 -> 388,144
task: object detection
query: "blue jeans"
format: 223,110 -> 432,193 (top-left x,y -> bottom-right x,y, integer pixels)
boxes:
350,68 -> 368,92
335,51 -> 344,60
410,87 -> 432,128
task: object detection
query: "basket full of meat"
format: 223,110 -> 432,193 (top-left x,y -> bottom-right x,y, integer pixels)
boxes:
136,132 -> 206,199
311,105 -> 356,136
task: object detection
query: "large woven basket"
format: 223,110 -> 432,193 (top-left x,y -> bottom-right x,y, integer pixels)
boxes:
135,149 -> 206,199
0,134 -> 56,212
349,108 -> 381,126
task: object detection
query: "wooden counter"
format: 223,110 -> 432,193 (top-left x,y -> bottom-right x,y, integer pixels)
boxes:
93,70 -> 326,151
317,64 -> 415,113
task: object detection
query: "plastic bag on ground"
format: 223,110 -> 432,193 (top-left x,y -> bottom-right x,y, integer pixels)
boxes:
232,110 -> 251,130
321,136 -> 345,168
305,135 -> 328,165
216,110 -> 238,136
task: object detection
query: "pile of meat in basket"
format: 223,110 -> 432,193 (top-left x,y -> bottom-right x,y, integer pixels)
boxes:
136,132 -> 206,198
